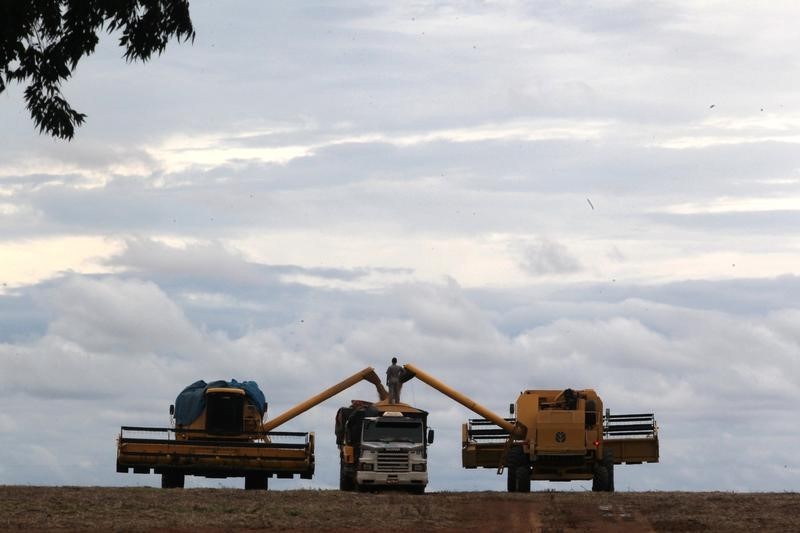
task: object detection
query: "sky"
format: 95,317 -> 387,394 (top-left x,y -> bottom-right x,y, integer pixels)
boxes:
1,0 -> 799,492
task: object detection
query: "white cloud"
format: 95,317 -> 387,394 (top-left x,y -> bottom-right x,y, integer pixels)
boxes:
40,276 -> 202,356
0,237 -> 123,290
518,238 -> 583,276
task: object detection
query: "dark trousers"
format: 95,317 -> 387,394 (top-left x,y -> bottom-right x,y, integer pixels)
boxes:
388,382 -> 402,403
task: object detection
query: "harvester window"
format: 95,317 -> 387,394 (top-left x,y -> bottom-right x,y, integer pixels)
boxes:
563,388 -> 578,410
541,389 -> 579,410
206,391 -> 245,435
585,399 -> 597,428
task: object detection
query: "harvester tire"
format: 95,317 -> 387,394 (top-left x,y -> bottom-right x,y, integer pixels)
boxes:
603,449 -> 615,492
506,446 -> 530,493
161,471 -> 184,489
592,465 -> 609,492
244,474 -> 268,490
515,466 -> 531,493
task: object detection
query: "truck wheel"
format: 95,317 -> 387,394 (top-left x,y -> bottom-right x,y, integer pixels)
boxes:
161,471 -> 184,489
339,468 -> 355,491
592,465 -> 609,492
244,474 -> 268,490
410,485 -> 425,495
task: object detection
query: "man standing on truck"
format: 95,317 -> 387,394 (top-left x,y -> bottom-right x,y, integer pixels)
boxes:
386,357 -> 405,403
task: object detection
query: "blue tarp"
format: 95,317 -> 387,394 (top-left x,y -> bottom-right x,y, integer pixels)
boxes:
174,379 -> 267,425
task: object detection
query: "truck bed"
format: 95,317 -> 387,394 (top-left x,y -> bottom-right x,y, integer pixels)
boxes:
116,426 -> 315,479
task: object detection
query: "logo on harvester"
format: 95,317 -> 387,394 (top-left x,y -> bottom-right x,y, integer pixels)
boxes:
555,431 -> 566,443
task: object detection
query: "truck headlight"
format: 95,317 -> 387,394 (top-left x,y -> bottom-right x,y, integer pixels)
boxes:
412,464 -> 426,472
359,462 -> 374,471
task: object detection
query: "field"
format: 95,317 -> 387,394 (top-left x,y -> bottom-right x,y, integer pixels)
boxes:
1,487 -> 798,532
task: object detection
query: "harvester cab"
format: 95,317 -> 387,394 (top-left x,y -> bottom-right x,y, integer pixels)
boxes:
167,379 -> 268,440
512,388 -> 603,456
203,387 -> 247,435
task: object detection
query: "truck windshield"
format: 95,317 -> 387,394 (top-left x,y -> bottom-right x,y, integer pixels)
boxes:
362,420 -> 423,443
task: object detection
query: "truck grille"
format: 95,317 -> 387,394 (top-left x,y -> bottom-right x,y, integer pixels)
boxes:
377,450 -> 409,472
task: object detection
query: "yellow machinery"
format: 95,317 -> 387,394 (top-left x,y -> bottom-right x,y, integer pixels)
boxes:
117,367 -> 388,489
404,363 -> 658,492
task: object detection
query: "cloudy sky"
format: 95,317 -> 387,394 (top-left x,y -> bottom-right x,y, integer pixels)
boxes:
1,1 -> 799,491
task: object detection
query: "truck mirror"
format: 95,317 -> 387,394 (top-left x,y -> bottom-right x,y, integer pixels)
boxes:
427,428 -> 435,444
169,404 -> 175,416
509,403 -> 515,415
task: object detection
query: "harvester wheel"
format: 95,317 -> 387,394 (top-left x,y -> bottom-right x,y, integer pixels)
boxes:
515,466 -> 531,493
592,465 -> 609,492
607,464 -> 615,492
244,474 -> 268,490
506,446 -> 530,493
603,449 -> 615,492
506,467 -> 516,493
161,471 -> 184,489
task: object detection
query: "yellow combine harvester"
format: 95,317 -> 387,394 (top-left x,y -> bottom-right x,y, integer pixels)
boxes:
404,364 -> 658,492
116,367 -> 387,489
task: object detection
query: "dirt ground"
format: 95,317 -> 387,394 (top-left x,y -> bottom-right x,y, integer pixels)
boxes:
1,487 -> 798,532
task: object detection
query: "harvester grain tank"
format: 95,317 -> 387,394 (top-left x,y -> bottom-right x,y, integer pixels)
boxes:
116,367 -> 388,489
403,363 -> 658,492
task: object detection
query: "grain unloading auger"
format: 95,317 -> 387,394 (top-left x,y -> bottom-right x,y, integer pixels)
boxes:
117,367 -> 388,489
403,363 -> 659,492
261,367 -> 388,432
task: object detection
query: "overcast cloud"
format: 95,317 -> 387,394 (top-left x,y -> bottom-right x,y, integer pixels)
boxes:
1,1 -> 799,491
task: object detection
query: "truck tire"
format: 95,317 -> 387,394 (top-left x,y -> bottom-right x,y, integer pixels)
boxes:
161,471 -> 184,489
339,467 -> 355,491
244,474 -> 268,490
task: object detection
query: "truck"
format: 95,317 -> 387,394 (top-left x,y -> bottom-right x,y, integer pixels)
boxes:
335,399 -> 434,493
403,363 -> 658,492
116,367 -> 388,489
